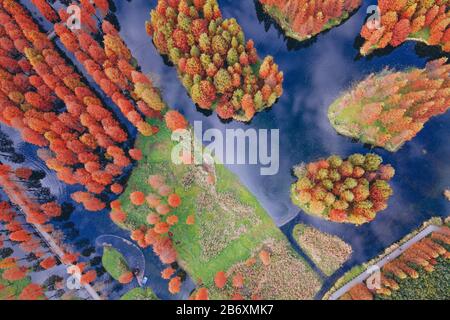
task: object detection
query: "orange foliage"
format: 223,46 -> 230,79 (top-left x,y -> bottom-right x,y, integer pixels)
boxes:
259,250 -> 271,266
195,288 -> 209,300
19,283 -> 44,300
80,270 -> 97,285
167,193 -> 181,208
2,266 -> 27,281
214,271 -> 227,289
161,267 -> 176,280
118,271 -> 134,284
164,110 -> 188,131
186,215 -> 195,225
130,191 -> 146,206
39,256 -> 57,270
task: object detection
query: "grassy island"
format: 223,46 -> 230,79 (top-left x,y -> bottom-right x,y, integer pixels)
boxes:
291,153 -> 395,225
293,224 -> 352,276
116,117 -> 321,299
102,246 -> 132,283
147,0 -> 284,122
259,0 -> 361,42
328,58 -> 449,152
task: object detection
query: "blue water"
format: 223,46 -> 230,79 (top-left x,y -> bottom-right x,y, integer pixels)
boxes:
7,0 -> 450,299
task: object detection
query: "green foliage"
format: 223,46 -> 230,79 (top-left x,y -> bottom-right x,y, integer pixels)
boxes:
363,153 -> 383,171
213,68 -> 232,94
117,118 -> 320,297
102,246 -> 130,281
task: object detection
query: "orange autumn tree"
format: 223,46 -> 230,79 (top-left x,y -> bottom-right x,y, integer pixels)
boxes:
164,110 -> 188,132
36,5 -> 163,136
214,271 -> 228,289
194,287 -> 209,300
161,267 -> 175,280
130,191 -> 146,206
168,276 -> 181,294
39,256 -> 57,270
291,153 -> 395,225
80,269 -> 97,285
2,266 -> 27,281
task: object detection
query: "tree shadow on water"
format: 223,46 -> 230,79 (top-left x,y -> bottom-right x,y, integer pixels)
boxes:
414,42 -> 450,61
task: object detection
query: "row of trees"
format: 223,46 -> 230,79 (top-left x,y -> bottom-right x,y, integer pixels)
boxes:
360,0 -> 449,55
44,1 -> 166,134
291,153 -> 395,225
343,228 -> 450,300
260,0 -> 362,40
0,163 -> 62,225
1,198 -> 60,300
0,162 -> 100,300
148,0 -> 284,121
328,58 -> 449,151
0,0 -> 144,211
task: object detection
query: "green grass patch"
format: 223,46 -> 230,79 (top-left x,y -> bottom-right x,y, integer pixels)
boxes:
117,118 -> 321,298
102,246 -> 130,281
120,287 -> 158,300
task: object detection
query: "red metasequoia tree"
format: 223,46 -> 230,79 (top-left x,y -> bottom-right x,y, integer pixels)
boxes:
118,271 -> 134,284
19,283 -> 45,300
161,267 -> 175,280
168,276 -> 181,294
164,110 -> 188,132
80,269 -> 97,285
214,271 -> 227,289
2,266 -> 27,281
